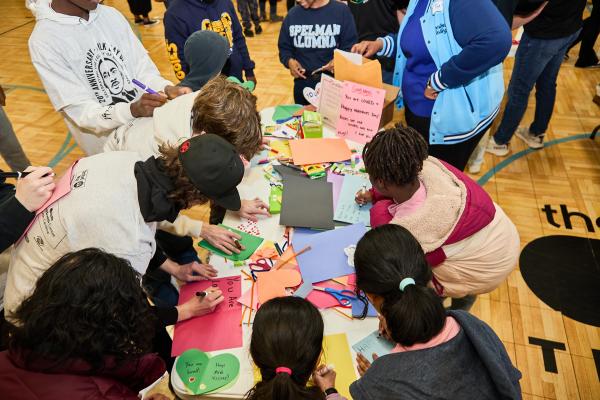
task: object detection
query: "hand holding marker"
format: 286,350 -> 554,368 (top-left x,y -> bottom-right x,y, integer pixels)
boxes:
132,78 -> 159,94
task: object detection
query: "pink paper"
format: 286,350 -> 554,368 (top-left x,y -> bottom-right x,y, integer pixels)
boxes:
238,284 -> 259,310
327,171 -> 344,210
306,274 -> 356,309
337,82 -> 386,144
172,276 -> 242,356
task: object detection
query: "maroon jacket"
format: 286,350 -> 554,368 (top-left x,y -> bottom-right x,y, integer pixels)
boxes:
0,349 -> 165,400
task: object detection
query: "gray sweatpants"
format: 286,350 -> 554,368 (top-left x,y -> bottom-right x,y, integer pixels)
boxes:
0,107 -> 30,171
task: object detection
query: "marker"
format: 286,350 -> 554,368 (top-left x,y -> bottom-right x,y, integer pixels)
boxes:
234,239 -> 242,250
0,171 -> 54,179
358,185 -> 368,208
196,291 -> 207,298
258,158 -> 270,165
132,78 -> 159,95
263,145 -> 279,154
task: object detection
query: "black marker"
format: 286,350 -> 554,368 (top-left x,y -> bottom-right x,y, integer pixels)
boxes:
0,171 -> 53,179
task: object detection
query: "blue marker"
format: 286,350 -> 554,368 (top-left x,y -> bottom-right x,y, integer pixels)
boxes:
132,78 -> 159,95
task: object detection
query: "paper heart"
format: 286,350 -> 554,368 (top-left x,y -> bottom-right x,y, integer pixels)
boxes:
256,269 -> 302,305
176,349 -> 240,395
303,86 -> 320,107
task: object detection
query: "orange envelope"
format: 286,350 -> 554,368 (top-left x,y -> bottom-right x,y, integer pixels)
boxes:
334,49 -> 383,89
289,138 -> 352,165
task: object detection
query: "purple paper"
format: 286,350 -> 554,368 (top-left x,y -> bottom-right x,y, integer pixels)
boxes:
351,298 -> 378,318
294,223 -> 366,284
327,172 -> 344,210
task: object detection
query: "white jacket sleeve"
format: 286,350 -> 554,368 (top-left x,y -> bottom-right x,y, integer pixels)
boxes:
29,40 -> 135,136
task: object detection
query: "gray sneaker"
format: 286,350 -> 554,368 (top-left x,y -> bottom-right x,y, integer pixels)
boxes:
515,127 -> 544,149
485,137 -> 510,156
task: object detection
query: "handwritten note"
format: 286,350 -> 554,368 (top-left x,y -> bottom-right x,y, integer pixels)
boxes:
352,330 -> 395,363
334,174 -> 372,226
318,74 -> 344,128
337,81 -> 386,144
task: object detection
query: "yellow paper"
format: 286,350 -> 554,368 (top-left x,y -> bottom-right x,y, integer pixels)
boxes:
334,50 -> 383,89
270,139 -> 291,159
321,333 -> 357,399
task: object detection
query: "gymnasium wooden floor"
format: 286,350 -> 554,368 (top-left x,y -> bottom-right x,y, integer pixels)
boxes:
1,1 -> 599,398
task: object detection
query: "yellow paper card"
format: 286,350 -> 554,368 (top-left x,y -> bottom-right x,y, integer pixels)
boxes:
270,139 -> 291,159
321,333 -> 357,399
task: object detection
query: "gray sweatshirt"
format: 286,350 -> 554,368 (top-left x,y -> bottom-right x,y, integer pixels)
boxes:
350,310 -> 522,400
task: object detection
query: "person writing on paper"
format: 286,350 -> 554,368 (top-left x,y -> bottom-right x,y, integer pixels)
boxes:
349,225 -> 522,399
351,0 -> 511,171
26,0 -> 191,155
4,135 -> 243,320
278,0 -> 358,104
355,126 -> 519,311
0,249 -> 166,399
104,76 -> 266,256
245,296 -> 347,400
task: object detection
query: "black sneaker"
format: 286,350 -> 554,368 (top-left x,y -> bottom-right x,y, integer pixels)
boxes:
134,18 -> 143,24
270,15 -> 283,22
143,19 -> 160,26
244,28 -> 254,37
255,25 -> 263,34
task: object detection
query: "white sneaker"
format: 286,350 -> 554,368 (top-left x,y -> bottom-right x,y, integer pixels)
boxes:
515,127 -> 544,149
468,161 -> 483,174
485,137 -> 510,156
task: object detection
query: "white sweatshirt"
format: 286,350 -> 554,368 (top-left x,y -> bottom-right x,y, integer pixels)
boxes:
5,151 -> 156,319
27,1 -> 172,155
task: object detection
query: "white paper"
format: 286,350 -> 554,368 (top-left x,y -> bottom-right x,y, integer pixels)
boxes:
318,74 -> 344,129
334,49 -> 363,65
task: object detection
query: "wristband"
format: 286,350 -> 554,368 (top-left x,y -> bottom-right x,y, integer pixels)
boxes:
324,387 -> 338,396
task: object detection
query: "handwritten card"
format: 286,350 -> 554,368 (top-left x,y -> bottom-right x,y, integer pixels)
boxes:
318,74 -> 344,128
172,276 -> 242,356
352,330 -> 395,363
334,174 -> 372,226
337,82 -> 386,144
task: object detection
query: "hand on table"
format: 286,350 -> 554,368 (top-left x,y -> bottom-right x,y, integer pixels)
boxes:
356,352 -> 379,376
201,224 -> 244,255
15,166 -> 55,212
130,93 -> 167,117
176,288 -> 224,321
354,188 -> 373,206
312,364 -> 337,392
238,198 -> 270,222
172,261 -> 218,282
288,59 -> 306,79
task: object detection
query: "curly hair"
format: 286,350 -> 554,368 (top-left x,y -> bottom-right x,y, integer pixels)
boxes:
8,248 -> 156,373
362,124 -> 429,187
191,75 -> 262,160
157,144 -> 210,209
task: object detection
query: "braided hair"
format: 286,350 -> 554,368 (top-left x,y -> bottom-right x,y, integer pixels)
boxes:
362,124 -> 428,187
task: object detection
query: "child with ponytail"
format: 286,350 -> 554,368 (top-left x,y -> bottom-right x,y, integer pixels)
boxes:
355,124 -> 520,310
350,224 -> 522,399
245,296 -> 346,400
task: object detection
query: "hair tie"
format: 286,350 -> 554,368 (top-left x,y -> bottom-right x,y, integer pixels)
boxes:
399,278 -> 415,292
275,366 -> 292,375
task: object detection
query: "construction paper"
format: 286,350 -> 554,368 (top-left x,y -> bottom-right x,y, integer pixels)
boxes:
199,224 -> 264,261
352,331 -> 395,363
256,269 -> 302,304
269,139 -> 292,159
318,74 -> 344,128
337,82 -> 386,144
321,334 -> 357,399
334,49 -> 383,89
327,171 -> 344,210
334,175 -> 372,226
273,164 -> 306,180
175,349 -> 240,395
272,246 -> 299,269
172,276 -> 242,356
351,297 -> 378,318
238,284 -> 259,310
294,224 -> 365,284
289,138 -> 352,166
307,278 -> 355,309
291,227 -> 321,246
280,175 -> 334,230
273,104 -> 303,123
293,280 -> 313,299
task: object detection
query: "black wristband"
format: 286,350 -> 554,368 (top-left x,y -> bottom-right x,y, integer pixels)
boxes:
324,387 -> 338,396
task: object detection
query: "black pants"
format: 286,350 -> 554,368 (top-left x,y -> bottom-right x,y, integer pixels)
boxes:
287,0 -> 295,11
405,105 -> 487,172
569,0 -> 600,66
127,0 -> 152,16
259,0 -> 278,16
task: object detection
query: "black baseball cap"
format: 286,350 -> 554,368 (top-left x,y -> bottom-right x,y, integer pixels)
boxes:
178,134 -> 244,211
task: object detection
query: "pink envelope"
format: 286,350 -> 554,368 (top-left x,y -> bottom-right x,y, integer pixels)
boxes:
172,276 -> 243,356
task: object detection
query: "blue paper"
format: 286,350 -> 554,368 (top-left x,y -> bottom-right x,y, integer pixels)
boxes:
352,330 -> 395,363
351,298 -> 378,317
294,224 -> 366,284
334,175 -> 372,226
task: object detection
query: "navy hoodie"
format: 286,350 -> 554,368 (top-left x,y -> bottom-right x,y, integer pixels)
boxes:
164,0 -> 255,82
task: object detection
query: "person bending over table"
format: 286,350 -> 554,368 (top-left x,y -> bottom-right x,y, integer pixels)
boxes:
350,225 -> 522,399
4,134 -> 242,321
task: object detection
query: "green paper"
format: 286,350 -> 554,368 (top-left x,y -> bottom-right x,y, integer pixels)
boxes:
273,104 -> 302,123
269,185 -> 282,214
176,349 -> 241,395
199,224 -> 264,261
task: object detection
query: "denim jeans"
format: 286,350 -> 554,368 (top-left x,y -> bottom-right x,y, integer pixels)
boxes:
494,30 -> 581,145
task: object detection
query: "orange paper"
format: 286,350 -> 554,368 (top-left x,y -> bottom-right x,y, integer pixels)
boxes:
334,50 -> 383,89
256,269 -> 302,305
289,138 -> 352,165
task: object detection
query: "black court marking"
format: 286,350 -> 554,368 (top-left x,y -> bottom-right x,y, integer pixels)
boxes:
520,235 -> 600,327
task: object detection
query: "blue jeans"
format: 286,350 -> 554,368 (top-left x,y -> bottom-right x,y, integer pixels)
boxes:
494,30 -> 580,144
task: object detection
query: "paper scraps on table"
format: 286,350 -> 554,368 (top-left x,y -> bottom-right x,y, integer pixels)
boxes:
172,276 -> 242,356
352,330 -> 395,363
273,104 -> 303,123
306,276 -> 355,309
269,139 -> 292,159
280,175 -> 334,230
334,174 -> 372,226
327,171 -> 344,210
238,283 -> 259,310
321,333 -> 357,399
199,224 -> 264,261
337,81 -> 386,144
174,349 -> 240,395
294,223 -> 365,284
256,269 -> 302,304
289,138 -> 351,166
